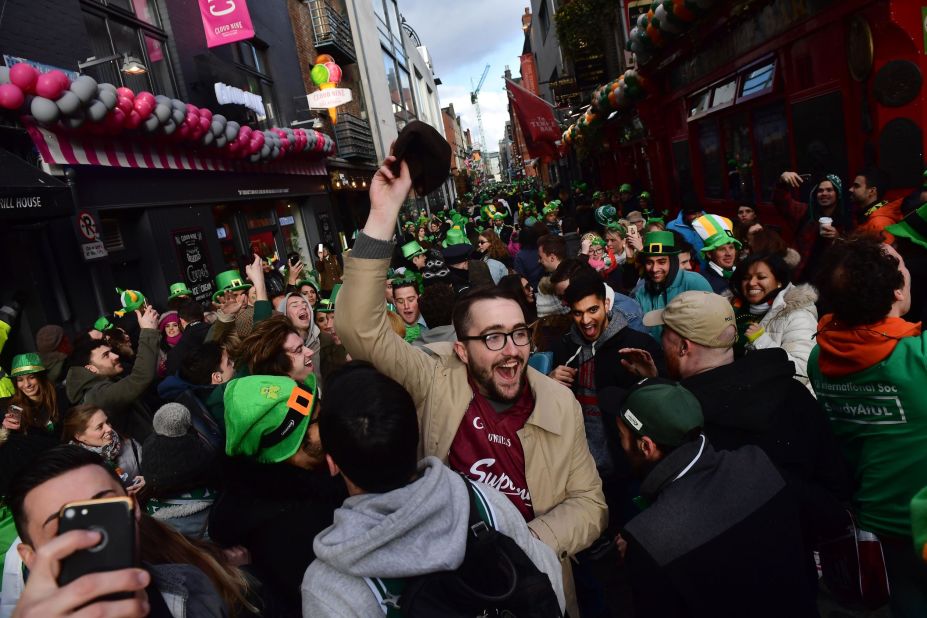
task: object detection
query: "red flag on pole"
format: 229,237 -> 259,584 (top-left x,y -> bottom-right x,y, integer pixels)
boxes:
506,79 -> 561,161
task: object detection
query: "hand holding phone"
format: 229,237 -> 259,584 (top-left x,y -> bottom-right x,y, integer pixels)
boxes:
627,224 -> 638,237
3,405 -> 23,431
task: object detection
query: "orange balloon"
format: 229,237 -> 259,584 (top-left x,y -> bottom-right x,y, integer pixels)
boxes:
315,54 -> 334,64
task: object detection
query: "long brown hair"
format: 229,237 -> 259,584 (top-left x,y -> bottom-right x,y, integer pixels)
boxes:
61,403 -> 103,443
478,229 -> 510,262
139,515 -> 258,615
11,372 -> 59,433
236,314 -> 299,376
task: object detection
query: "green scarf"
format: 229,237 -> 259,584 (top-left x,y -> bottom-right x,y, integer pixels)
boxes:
404,323 -> 421,343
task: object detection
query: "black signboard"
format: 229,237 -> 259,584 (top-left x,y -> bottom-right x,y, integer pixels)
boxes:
172,228 -> 215,303
0,149 -> 74,220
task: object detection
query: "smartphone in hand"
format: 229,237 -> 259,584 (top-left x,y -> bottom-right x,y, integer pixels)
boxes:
57,497 -> 138,601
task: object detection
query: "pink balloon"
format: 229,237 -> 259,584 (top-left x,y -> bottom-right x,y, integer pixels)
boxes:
136,91 -> 155,106
177,124 -> 191,139
133,98 -> 154,119
51,70 -> 70,90
186,103 -> 198,113
324,62 -> 342,84
125,109 -> 142,128
35,72 -> 65,99
198,116 -> 210,132
115,87 -> 134,100
117,95 -> 133,114
199,107 -> 212,121
9,64 -> 38,93
252,131 -> 264,146
0,83 -> 25,110
107,107 -> 125,131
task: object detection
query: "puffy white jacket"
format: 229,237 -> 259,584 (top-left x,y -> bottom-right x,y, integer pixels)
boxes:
746,283 -> 818,387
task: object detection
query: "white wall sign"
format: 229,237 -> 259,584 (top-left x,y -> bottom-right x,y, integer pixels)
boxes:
307,88 -> 353,109
214,82 -> 265,116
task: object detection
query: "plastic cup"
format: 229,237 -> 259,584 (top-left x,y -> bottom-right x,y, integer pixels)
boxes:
819,217 -> 833,233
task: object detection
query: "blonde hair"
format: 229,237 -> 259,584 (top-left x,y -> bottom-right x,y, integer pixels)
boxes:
386,311 -> 407,338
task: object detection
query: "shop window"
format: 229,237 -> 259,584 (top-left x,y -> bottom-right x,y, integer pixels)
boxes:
689,91 -> 710,118
740,61 -> 775,100
80,3 -> 175,96
276,202 -> 310,262
697,120 -> 723,199
246,210 -> 276,230
100,217 -> 125,252
711,79 -> 737,111
232,40 -> 278,128
751,103 -> 790,202
791,92 -> 848,183
538,0 -> 550,42
722,112 -> 754,204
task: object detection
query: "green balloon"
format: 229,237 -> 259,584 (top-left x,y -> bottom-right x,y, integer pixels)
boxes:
310,64 -> 330,86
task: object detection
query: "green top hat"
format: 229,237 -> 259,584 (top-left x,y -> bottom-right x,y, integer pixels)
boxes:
693,214 -> 742,254
93,315 -> 114,331
441,227 -> 470,248
619,183 -> 633,193
401,240 -> 427,260
224,373 -> 319,464
167,282 -> 193,301
114,288 -> 146,317
212,269 -> 252,303
315,299 -> 335,314
885,203 -> 927,250
638,230 -> 680,256
11,353 -> 45,377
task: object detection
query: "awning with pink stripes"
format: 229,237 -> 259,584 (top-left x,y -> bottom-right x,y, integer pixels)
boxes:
25,123 -> 328,177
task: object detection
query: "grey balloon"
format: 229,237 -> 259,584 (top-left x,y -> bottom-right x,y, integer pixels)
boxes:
170,107 -> 184,125
97,88 -> 117,111
69,75 -> 97,104
143,114 -> 161,132
162,118 -> 177,135
155,94 -> 171,105
30,96 -> 61,124
170,98 -> 185,112
55,90 -> 82,116
63,113 -> 85,129
0,66 -> 9,85
201,131 -> 214,146
215,134 -> 227,148
224,121 -> 239,141
154,102 -> 170,123
249,153 -> 261,163
261,144 -> 271,158
97,83 -> 117,96
86,99 -> 108,122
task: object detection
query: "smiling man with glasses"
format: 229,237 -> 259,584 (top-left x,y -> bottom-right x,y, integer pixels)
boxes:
336,154 -> 606,617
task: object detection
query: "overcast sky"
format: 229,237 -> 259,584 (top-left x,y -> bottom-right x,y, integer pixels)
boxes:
399,0 -> 530,153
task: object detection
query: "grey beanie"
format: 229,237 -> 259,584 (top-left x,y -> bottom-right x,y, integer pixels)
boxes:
153,403 -> 192,438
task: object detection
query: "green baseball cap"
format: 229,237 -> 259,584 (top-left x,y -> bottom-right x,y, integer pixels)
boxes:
601,379 -> 704,446
10,353 -> 45,377
224,374 -> 319,464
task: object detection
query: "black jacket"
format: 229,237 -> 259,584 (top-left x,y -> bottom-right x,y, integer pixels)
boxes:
700,265 -> 732,296
624,438 -> 818,617
680,348 -> 851,540
208,458 -> 347,613
165,321 -> 211,377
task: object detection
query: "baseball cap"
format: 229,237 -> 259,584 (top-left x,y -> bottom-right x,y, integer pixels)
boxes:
224,373 -> 319,464
643,291 -> 736,348
600,379 -> 704,446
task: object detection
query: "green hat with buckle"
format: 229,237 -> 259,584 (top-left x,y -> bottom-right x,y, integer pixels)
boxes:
693,214 -> 742,254
885,202 -> 927,250
167,282 -> 194,301
114,288 -> 147,317
638,230 -> 680,256
224,373 -> 319,464
93,315 -> 114,331
401,240 -> 427,260
10,353 -> 45,377
212,269 -> 252,303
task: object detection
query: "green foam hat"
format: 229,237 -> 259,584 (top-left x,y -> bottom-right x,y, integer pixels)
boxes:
224,373 -> 319,464
638,230 -> 680,256
212,269 -> 252,303
542,200 -> 561,216
114,288 -> 146,317
885,203 -> 927,250
167,282 -> 193,301
441,227 -> 470,248
10,353 -> 45,377
619,183 -> 633,193
693,214 -> 742,254
639,191 -> 651,201
93,315 -> 114,331
595,204 -> 618,227
401,240 -> 427,260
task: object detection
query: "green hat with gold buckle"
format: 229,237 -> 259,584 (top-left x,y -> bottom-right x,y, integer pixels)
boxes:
11,353 -> 45,377
212,269 -> 252,303
167,282 -> 194,301
401,240 -> 427,260
638,230 -> 680,257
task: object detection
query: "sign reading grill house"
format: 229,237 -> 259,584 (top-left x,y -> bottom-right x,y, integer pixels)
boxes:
0,196 -> 44,210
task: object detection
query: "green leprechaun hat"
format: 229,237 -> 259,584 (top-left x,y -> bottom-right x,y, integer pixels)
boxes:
212,269 -> 252,303
93,315 -> 114,331
167,282 -> 194,301
639,191 -> 651,201
10,353 -> 45,377
638,230 -> 681,257
114,288 -> 146,317
401,240 -> 427,260
315,298 -> 335,314
885,202 -> 927,250
619,183 -> 633,193
693,214 -> 742,254
542,200 -> 561,216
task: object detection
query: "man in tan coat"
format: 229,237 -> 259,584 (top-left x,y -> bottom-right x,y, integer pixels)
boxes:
337,155 -> 607,615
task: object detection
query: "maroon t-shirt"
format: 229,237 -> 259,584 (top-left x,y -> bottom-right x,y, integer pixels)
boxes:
449,382 -> 536,520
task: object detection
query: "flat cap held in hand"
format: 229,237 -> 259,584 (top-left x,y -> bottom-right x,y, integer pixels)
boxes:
391,121 -> 451,196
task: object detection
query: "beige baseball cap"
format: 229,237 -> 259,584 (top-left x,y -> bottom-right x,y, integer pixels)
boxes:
643,291 -> 737,348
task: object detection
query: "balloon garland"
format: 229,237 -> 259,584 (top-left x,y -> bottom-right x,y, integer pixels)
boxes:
561,68 -> 651,147
0,63 -> 336,161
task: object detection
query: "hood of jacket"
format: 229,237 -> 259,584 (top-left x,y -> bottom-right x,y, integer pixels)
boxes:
312,457 -> 473,578
815,314 -> 922,377
566,304 -> 630,366
681,348 -> 798,433
65,365 -> 110,404
762,283 -> 817,323
418,324 -> 457,344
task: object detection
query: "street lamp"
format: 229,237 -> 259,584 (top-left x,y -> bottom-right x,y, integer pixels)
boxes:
78,53 -> 148,76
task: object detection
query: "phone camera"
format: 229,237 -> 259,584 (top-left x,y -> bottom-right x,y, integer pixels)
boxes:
87,526 -> 109,553
64,508 -> 76,520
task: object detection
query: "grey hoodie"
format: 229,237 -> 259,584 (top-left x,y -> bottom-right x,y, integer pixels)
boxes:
301,457 -> 565,617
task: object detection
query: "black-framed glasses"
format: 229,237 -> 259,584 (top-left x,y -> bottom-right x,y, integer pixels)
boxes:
459,327 -> 531,351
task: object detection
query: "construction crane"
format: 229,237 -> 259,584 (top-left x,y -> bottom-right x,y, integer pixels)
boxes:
470,64 -> 491,153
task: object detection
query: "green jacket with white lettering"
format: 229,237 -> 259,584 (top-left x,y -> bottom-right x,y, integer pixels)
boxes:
809,325 -> 927,538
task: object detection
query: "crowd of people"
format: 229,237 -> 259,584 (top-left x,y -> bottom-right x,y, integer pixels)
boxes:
0,154 -> 926,618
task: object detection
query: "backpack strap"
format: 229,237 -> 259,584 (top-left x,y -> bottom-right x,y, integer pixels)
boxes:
460,473 -> 497,530
365,576 -> 405,616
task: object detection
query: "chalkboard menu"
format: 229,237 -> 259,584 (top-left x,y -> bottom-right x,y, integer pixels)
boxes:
172,228 -> 215,303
